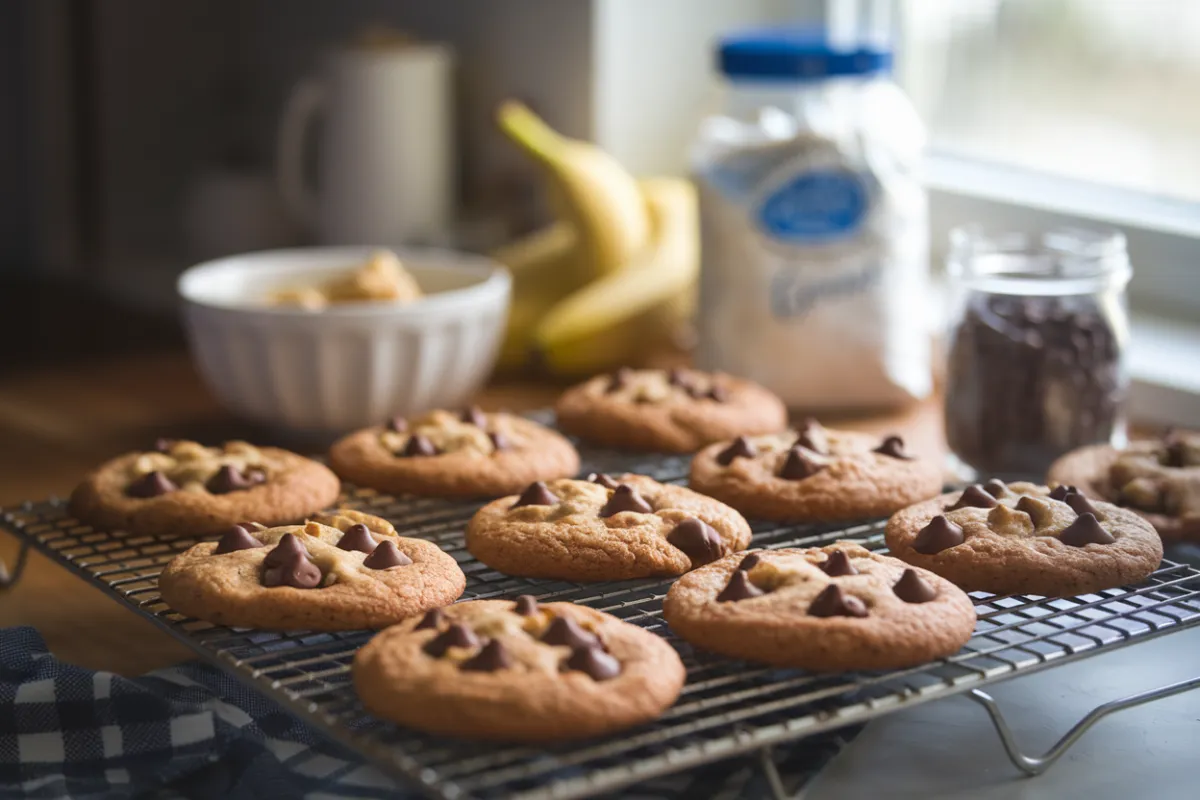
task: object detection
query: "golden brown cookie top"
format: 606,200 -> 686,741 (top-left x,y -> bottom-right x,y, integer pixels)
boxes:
580,367 -> 728,405
126,440 -> 281,497
379,408 -> 506,457
706,420 -> 916,480
1107,431 -> 1200,518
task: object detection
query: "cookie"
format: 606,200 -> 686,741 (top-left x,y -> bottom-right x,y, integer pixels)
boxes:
328,408 -> 579,497
69,439 -> 341,537
885,481 -> 1163,597
466,474 -> 752,581
689,419 -> 943,521
554,367 -> 788,452
352,598 -> 685,741
158,509 -> 465,630
662,544 -> 976,671
1047,430 -> 1200,542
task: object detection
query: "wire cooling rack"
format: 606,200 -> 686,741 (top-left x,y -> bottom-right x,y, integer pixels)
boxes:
3,445 -> 1200,800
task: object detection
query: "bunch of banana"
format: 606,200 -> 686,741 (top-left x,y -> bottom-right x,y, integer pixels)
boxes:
490,102 -> 698,377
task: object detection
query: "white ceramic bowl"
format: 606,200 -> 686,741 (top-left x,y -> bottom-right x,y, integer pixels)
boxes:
178,246 -> 511,432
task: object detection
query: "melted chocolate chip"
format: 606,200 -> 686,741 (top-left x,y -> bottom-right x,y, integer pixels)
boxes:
488,432 -> 510,452
1063,491 -> 1099,517
336,523 -> 378,553
606,367 -> 632,393
779,446 -> 824,480
738,552 -> 762,571
541,616 -> 599,649
126,471 -> 178,498
716,436 -> 757,466
667,367 -> 690,387
717,570 -> 765,602
808,584 -> 869,618
263,533 -> 309,567
893,569 -> 938,603
706,385 -> 730,403
386,416 -> 408,433
1048,484 -> 1078,502
461,406 -> 488,428
512,481 -> 559,508
461,640 -> 512,672
424,623 -> 481,657
949,484 -> 998,510
821,550 -> 858,577
564,645 -> 621,680
599,484 -> 653,516
206,465 -> 264,495
363,540 -> 413,569
261,540 -> 322,589
795,419 -> 828,453
913,515 -> 965,555
415,608 -> 445,630
214,524 -> 263,554
514,595 -> 539,616
1059,512 -> 1115,546
402,434 -> 439,457
666,518 -> 726,566
587,473 -> 620,489
983,479 -> 1009,497
873,435 -> 913,460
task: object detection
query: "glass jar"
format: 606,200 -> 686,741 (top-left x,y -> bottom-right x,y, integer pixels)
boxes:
943,225 -> 1132,480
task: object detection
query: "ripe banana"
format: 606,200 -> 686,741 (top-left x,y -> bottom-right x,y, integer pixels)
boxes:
497,101 -> 651,282
533,178 -> 698,376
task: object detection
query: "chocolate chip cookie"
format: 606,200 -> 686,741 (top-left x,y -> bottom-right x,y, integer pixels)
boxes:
69,439 -> 341,537
158,509 -> 465,630
1047,429 -> 1200,541
689,419 -> 943,521
327,408 -> 579,497
885,481 -> 1163,597
663,544 -> 976,671
466,474 -> 752,581
554,367 -> 788,452
353,598 -> 685,741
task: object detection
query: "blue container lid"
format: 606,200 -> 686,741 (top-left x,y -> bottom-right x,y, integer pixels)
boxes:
719,28 -> 891,81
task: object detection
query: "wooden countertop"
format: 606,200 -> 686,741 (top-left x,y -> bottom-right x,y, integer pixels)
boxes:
0,351 -> 945,675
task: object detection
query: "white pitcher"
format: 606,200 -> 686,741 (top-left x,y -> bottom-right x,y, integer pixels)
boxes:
277,40 -> 453,245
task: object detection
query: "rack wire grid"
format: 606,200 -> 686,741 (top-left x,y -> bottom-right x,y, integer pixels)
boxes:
3,444 -> 1200,800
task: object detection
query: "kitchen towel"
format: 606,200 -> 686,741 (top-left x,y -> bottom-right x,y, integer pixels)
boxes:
0,626 -> 855,800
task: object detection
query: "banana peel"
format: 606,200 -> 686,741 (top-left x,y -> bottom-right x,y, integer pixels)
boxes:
533,178 -> 698,376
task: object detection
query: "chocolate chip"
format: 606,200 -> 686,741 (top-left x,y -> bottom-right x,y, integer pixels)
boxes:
1063,491 -> 1099,517
666,518 -> 725,566
386,416 -> 407,433
667,367 -> 690,387
606,367 -> 632,393
263,533 -> 309,567
206,465 -> 264,495
262,552 -> 322,589
514,595 -> 539,616
363,540 -> 413,569
512,481 -> 559,508
913,515 -> 964,554
336,523 -> 378,553
238,521 -> 268,531
415,608 -> 445,630
808,584 -> 869,618
541,616 -> 599,649
1059,512 -> 1115,546
564,644 -> 621,680
873,435 -> 913,460
461,406 -> 487,428
706,385 -> 729,403
821,550 -> 858,577
402,434 -> 439,457
1049,484 -> 1078,501
1015,495 -> 1054,528
983,479 -> 1009,497
599,484 -> 653,516
488,432 -> 510,452
738,552 -> 762,570
153,438 -> 175,453
795,419 -> 828,453
424,623 -> 480,657
893,569 -> 938,603
214,524 -> 263,554
587,472 -> 620,489
716,436 -> 757,466
717,570 -> 765,602
461,640 -> 512,672
126,471 -> 177,498
949,484 -> 998,510
779,446 -> 824,480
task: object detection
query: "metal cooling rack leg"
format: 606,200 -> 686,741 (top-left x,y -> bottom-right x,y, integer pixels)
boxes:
969,675 -> 1200,776
0,538 -> 30,590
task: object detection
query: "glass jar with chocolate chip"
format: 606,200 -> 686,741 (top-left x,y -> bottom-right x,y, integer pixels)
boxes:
944,226 -> 1131,480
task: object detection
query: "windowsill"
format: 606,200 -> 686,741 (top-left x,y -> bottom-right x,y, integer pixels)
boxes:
1129,313 -> 1200,427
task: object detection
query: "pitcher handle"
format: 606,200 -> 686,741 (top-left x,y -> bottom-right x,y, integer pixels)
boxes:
276,77 -> 324,229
